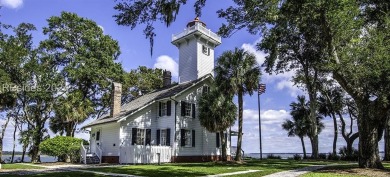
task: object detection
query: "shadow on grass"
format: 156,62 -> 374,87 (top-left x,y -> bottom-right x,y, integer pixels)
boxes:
0,170 -> 105,177
90,166 -> 210,177
305,164 -> 390,177
90,159 -> 336,177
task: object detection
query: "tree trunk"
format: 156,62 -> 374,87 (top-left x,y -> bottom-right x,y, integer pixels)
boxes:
0,116 -> 11,162
308,93 -> 319,159
384,117 -> 390,161
357,103 -> 383,169
331,112 -> 338,157
220,131 -> 227,161
309,136 -> 319,159
235,91 -> 243,161
31,125 -> 43,163
11,119 -> 18,162
300,136 -> 307,159
21,145 -> 27,162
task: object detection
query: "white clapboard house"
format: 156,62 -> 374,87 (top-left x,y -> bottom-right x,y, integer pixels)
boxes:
81,17 -> 231,164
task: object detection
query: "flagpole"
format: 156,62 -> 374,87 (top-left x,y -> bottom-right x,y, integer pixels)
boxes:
258,83 -> 266,160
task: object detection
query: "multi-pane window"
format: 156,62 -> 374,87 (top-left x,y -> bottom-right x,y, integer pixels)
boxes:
131,128 -> 151,145
184,130 -> 192,147
181,129 -> 195,147
159,101 -> 171,117
136,129 -> 145,145
202,45 -> 210,56
185,102 -> 192,117
160,129 -> 167,146
161,102 -> 167,116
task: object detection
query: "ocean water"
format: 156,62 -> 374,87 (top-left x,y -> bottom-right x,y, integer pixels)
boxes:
245,152 -> 385,159
2,155 -> 57,163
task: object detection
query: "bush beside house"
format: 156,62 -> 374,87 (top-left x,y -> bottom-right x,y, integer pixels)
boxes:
40,136 -> 83,163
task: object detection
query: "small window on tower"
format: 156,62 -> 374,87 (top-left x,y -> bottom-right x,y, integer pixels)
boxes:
202,45 -> 210,56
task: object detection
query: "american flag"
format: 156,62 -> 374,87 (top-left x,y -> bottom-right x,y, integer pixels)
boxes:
258,83 -> 266,95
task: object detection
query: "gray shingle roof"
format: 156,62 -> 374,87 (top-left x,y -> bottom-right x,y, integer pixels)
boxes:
82,74 -> 211,128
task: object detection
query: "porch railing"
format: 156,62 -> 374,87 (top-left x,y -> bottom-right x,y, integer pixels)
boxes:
96,145 -> 102,164
80,142 -> 87,164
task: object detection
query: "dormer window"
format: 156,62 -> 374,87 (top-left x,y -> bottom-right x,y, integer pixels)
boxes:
202,45 -> 210,56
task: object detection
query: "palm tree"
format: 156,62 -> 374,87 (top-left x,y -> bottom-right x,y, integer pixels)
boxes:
286,95 -> 325,158
214,48 -> 261,161
51,91 -> 94,137
18,129 -> 32,162
198,86 -> 237,161
282,117 -> 308,159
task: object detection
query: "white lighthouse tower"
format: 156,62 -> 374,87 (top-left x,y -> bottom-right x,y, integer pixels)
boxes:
172,17 -> 222,83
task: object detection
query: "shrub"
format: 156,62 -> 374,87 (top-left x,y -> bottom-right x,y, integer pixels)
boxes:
40,136 -> 82,163
339,146 -> 359,161
267,154 -> 282,159
326,152 -> 340,160
293,154 -> 302,160
318,153 -> 327,159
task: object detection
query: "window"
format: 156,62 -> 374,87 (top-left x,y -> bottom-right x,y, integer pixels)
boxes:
96,131 -> 100,141
184,130 -> 192,147
202,85 -> 210,94
132,128 -> 151,145
161,102 -> 167,116
181,101 -> 195,118
160,129 -> 167,145
136,129 -> 145,145
202,45 -> 210,56
185,102 -> 192,117
159,101 -> 171,117
157,129 -> 171,146
181,129 -> 195,147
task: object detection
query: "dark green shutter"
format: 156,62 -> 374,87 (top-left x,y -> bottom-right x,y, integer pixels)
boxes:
159,102 -> 162,117
192,130 -> 195,147
192,104 -> 196,118
131,128 -> 137,145
166,128 -> 171,146
167,101 -> 171,116
180,129 -> 185,146
216,133 -> 220,148
181,101 -> 186,116
146,129 -> 151,145
157,129 -> 160,145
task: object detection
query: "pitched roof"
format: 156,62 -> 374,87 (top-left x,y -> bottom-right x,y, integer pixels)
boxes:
82,74 -> 212,128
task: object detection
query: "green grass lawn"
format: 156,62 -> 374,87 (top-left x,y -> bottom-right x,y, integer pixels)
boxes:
301,163 -> 390,177
0,172 -> 106,177
85,159 -> 334,177
0,163 -> 44,169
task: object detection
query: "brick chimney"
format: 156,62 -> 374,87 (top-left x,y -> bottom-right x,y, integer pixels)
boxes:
111,82 -> 122,117
163,70 -> 172,87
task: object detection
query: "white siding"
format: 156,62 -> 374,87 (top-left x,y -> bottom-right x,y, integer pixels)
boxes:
156,99 -> 176,146
90,123 -> 120,156
178,38 -> 198,83
197,39 -> 215,78
172,79 -> 229,157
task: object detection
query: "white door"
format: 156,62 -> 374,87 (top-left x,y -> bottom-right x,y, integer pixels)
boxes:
90,128 -> 101,154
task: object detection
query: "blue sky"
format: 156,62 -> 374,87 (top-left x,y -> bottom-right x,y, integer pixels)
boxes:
1,0 -> 379,154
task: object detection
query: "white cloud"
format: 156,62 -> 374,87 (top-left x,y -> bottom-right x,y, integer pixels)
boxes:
98,25 -> 104,32
0,0 -> 23,9
153,55 -> 178,78
243,109 -> 290,124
